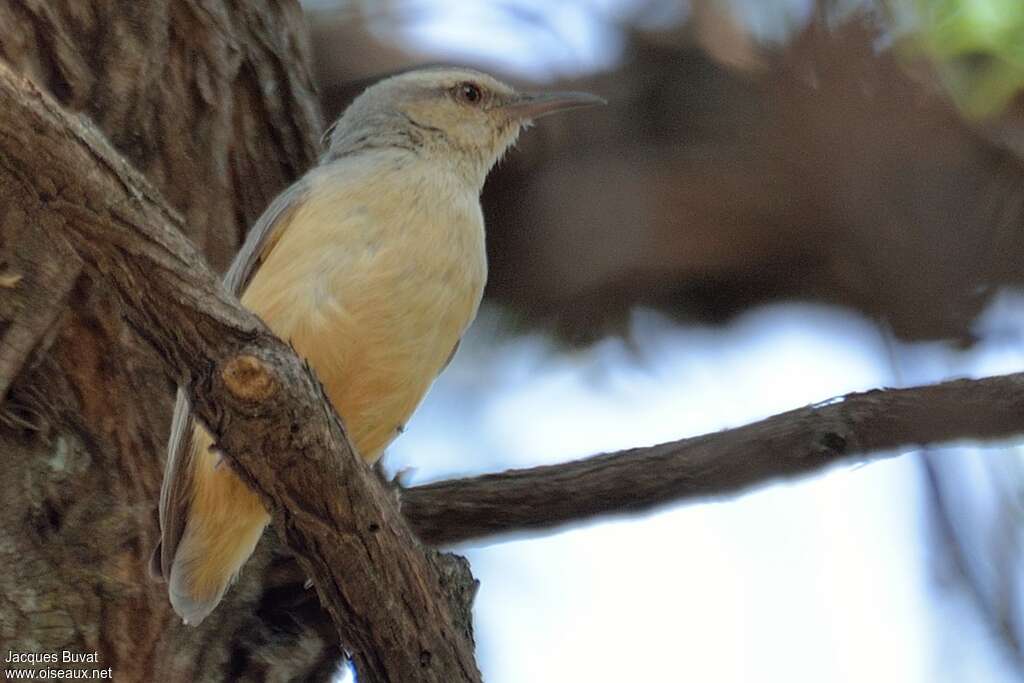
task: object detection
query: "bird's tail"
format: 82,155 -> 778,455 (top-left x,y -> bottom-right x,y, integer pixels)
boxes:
167,426 -> 270,625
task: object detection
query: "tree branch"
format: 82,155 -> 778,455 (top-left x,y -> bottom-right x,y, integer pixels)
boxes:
402,373 -> 1024,545
0,61 -> 478,683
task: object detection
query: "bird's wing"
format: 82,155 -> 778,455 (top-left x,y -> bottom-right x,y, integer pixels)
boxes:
154,179 -> 310,580
223,180 -> 311,295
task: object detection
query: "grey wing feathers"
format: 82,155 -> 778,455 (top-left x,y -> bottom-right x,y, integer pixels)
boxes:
155,389 -> 194,579
223,180 -> 311,295
154,178 -> 310,581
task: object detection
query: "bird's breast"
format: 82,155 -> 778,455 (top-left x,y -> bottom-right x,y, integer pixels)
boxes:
240,169 -> 486,460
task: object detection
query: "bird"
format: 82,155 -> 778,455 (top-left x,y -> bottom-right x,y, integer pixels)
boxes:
152,66 -> 604,625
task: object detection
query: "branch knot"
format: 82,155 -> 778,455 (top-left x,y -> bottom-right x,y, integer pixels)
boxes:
221,354 -> 278,402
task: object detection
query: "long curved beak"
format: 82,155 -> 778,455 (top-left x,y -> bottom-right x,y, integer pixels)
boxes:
501,91 -> 606,121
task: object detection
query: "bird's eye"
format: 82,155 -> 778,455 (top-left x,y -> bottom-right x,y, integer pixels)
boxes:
455,82 -> 483,105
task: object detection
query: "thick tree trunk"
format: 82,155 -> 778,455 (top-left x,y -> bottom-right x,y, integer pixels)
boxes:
0,2 -> 337,680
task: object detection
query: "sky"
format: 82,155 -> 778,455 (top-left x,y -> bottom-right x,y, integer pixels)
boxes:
308,1 -> 1024,680
360,0 -> 817,80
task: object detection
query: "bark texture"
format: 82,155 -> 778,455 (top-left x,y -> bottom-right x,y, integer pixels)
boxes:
0,2 -> 340,680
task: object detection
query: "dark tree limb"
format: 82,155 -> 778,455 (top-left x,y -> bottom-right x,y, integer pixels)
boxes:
0,61 -> 479,683
402,373 -> 1024,545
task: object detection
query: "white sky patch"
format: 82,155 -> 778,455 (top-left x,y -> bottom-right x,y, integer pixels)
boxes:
299,0 -> 673,81
718,0 -> 814,43
369,1 -> 627,81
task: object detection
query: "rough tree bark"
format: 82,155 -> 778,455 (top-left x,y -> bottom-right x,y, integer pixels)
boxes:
0,2 -> 342,680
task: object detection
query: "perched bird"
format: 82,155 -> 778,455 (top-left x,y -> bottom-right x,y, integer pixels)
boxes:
153,66 -> 603,625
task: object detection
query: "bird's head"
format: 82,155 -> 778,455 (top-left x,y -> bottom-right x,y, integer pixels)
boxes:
324,67 -> 604,187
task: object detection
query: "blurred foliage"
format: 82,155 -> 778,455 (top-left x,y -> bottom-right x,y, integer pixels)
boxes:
902,0 -> 1024,117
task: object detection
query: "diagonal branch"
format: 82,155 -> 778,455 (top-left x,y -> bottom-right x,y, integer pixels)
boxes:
402,374 -> 1024,546
0,62 -> 478,683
